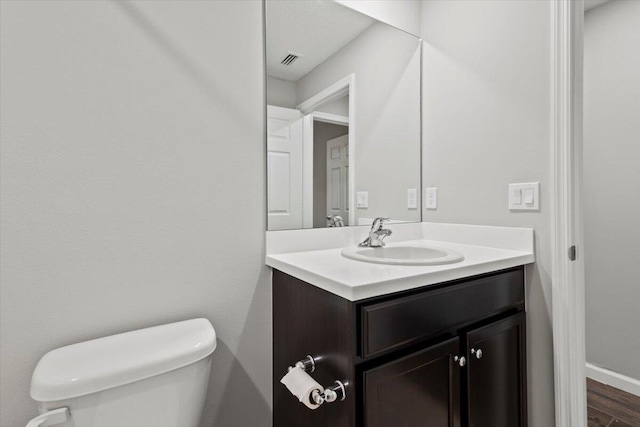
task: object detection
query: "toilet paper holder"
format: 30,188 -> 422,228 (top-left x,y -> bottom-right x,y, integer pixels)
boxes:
294,355 -> 317,373
288,355 -> 347,405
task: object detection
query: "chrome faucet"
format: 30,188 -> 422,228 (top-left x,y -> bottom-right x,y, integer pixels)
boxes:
326,215 -> 345,227
359,217 -> 392,247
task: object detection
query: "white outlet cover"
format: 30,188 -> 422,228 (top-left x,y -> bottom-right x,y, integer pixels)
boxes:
425,187 -> 437,210
357,191 -> 369,209
509,182 -> 539,210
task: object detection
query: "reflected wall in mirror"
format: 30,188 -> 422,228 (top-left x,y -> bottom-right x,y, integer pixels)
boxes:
266,0 -> 421,230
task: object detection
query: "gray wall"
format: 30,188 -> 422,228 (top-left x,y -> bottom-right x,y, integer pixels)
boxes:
0,2 -> 270,426
584,0 -> 640,380
266,76 -> 297,109
265,77 -> 349,115
315,96 -> 350,117
313,122 -> 349,228
297,22 -> 421,225
421,1 -> 555,425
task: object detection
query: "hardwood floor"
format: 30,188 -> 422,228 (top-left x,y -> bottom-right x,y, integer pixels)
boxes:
587,378 -> 640,427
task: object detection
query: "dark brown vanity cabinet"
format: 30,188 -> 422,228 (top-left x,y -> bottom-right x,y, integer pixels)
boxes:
465,313 -> 527,427
364,338 -> 461,427
273,267 -> 527,427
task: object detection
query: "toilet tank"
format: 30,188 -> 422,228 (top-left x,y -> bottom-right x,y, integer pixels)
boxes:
29,318 -> 216,427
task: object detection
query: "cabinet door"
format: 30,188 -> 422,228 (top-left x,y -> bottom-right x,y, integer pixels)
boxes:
364,338 -> 461,427
466,313 -> 527,427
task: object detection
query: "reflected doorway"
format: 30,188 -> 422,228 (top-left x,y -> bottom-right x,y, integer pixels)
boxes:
313,120 -> 348,228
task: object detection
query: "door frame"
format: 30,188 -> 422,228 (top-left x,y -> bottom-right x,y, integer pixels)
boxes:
297,74 -> 355,225
301,112 -> 349,228
315,113 -> 349,226
551,0 -> 587,426
325,133 -> 350,227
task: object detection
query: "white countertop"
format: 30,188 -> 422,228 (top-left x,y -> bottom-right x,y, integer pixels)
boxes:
266,223 -> 535,301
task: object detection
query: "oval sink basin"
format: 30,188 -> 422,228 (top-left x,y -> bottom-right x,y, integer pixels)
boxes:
341,244 -> 464,266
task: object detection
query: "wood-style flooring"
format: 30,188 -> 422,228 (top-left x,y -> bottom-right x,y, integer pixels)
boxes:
587,378 -> 640,427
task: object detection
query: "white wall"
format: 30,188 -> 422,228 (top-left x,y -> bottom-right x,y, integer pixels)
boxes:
297,22 -> 421,224
314,95 -> 350,117
584,0 -> 640,381
266,77 -> 349,115
266,75 -> 297,109
0,2 -> 270,427
336,0 -> 422,37
421,1 -> 555,425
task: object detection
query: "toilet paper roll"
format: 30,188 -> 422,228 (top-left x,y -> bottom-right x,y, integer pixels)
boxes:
280,366 -> 323,410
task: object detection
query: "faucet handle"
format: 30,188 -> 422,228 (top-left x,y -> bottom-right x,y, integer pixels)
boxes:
359,218 -> 392,247
372,217 -> 390,229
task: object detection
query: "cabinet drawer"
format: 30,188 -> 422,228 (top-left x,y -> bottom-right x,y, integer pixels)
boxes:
360,269 -> 524,358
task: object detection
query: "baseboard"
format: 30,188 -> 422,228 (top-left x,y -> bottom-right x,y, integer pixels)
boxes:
586,363 -> 640,397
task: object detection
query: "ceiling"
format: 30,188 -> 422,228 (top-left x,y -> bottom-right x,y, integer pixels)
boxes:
266,1 -> 375,82
584,0 -> 612,11
266,0 -> 607,82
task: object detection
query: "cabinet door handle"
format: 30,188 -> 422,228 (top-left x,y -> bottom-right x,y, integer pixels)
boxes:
471,348 -> 483,359
453,355 -> 466,367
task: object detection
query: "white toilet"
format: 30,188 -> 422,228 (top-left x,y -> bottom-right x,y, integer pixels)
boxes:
26,318 -> 216,427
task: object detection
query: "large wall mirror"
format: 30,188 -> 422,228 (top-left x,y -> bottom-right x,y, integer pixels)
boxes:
266,1 -> 421,230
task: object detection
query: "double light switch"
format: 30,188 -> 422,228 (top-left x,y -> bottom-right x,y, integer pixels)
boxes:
509,182 -> 539,210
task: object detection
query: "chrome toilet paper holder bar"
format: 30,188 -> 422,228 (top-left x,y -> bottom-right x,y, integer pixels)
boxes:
293,355 -> 316,373
312,380 -> 346,405
288,355 -> 347,404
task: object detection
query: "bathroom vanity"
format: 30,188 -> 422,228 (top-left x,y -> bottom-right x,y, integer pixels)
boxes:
273,267 -> 526,427
264,3 -> 533,424
268,223 -> 534,427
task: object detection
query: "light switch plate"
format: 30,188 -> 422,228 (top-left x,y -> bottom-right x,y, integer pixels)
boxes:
407,188 -> 418,209
425,187 -> 437,210
509,182 -> 539,210
357,191 -> 369,209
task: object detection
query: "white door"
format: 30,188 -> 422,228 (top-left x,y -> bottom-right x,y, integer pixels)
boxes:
267,105 -> 303,230
326,134 -> 349,226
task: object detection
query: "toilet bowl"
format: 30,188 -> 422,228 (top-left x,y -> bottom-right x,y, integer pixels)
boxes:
26,318 -> 216,427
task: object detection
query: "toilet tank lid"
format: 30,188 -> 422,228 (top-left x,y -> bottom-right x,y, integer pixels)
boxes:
30,318 -> 216,402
